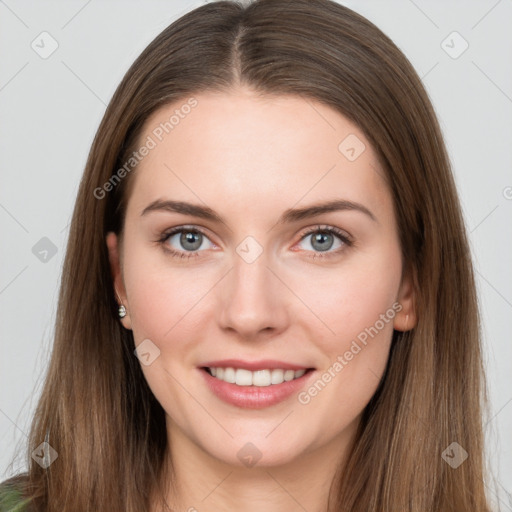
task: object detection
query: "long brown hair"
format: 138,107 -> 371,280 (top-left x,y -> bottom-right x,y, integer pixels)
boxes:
3,0 -> 491,510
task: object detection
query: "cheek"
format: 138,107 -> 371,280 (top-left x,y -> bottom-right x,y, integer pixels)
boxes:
294,244 -> 402,411
297,250 -> 402,346
121,230 -> 211,340
273,250 -> 402,452
124,266 -> 211,350
121,246 -> 211,409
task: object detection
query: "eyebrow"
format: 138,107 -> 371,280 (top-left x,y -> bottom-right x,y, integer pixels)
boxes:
141,198 -> 377,224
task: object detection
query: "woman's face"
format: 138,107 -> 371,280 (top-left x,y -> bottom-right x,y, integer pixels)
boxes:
107,87 -> 415,468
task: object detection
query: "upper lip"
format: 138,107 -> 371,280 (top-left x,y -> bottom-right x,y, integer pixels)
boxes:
201,359 -> 314,371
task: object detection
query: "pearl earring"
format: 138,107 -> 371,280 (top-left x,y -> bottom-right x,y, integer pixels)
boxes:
115,289 -> 127,319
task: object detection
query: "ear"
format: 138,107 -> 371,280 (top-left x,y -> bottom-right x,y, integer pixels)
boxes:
393,269 -> 417,332
106,232 -> 132,330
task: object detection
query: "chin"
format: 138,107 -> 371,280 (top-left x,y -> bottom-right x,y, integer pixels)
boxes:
200,432 -> 310,469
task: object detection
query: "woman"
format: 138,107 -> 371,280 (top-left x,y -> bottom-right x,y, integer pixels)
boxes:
0,0 -> 492,510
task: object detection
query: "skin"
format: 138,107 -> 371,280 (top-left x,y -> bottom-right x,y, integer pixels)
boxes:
106,86 -> 416,512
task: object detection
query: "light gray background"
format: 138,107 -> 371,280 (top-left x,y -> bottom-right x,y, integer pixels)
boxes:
1,0 -> 511,509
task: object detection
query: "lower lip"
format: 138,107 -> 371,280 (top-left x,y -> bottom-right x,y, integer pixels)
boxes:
199,368 -> 314,409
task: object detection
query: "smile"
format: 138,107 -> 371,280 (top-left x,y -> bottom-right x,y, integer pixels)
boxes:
199,363 -> 315,409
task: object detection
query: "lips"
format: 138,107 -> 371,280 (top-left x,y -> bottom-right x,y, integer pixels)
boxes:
198,359 -> 315,408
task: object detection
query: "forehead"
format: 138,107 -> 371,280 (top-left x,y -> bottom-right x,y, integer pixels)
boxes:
126,88 -> 390,218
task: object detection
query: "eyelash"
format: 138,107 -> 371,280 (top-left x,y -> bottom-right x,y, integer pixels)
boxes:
157,225 -> 353,261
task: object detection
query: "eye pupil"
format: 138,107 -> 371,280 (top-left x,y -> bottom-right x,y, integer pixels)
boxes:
311,232 -> 333,252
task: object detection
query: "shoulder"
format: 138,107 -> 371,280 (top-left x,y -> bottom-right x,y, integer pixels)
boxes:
0,476 -> 32,512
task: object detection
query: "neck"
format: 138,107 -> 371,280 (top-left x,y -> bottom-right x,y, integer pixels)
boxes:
153,415 -> 360,512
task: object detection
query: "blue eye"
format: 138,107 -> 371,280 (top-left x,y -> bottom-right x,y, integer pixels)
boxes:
296,226 -> 352,259
159,226 -> 214,259
158,225 -> 352,260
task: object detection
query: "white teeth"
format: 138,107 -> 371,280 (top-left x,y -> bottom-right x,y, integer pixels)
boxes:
253,370 -> 271,387
207,367 -> 308,386
271,369 -> 284,384
223,367 -> 236,383
284,369 -> 295,381
235,369 -> 253,386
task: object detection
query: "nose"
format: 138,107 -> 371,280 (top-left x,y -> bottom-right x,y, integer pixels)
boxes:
217,248 -> 290,342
